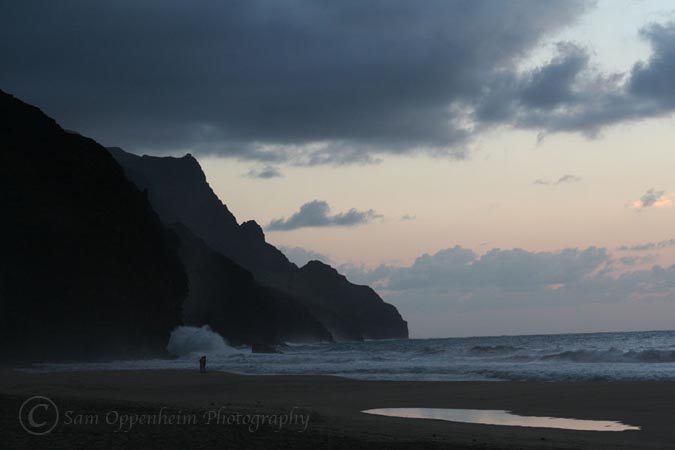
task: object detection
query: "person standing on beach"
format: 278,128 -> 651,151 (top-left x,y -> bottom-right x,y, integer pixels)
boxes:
199,355 -> 206,373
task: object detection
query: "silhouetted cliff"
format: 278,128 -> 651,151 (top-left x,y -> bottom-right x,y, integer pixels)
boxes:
109,148 -> 296,284
109,148 -> 408,341
0,90 -> 187,362
291,261 -> 409,340
174,224 -> 333,345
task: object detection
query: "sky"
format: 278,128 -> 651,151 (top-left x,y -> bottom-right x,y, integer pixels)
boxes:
2,0 -> 675,338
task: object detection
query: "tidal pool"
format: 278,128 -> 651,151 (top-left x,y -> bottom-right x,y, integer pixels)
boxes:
362,408 -> 640,432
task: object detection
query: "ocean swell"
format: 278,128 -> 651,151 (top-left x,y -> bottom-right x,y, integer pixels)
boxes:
468,345 -> 521,355
542,348 -> 675,363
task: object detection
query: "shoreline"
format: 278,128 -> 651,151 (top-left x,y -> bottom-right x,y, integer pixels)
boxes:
3,369 -> 673,449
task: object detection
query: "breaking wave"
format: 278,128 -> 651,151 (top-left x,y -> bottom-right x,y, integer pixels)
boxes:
167,325 -> 237,357
29,330 -> 675,382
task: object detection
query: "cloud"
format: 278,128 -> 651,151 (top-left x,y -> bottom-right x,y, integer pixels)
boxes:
640,189 -> 666,207
339,244 -> 675,337
0,0 -> 590,164
521,42 -> 590,109
533,174 -> 582,186
279,246 -> 331,267
617,255 -> 658,266
245,165 -> 283,179
629,24 -> 675,108
478,26 -> 675,138
401,214 -> 417,221
630,188 -> 672,210
346,245 -> 675,312
618,238 -> 675,252
266,200 -> 382,231
384,246 -> 610,292
4,2 -> 675,165
557,174 -> 582,184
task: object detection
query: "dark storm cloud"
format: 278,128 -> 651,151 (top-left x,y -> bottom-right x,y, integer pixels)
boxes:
628,24 -> 675,107
3,1 -> 675,164
0,0 -> 588,163
496,23 -> 675,137
266,200 -> 382,231
520,43 -> 589,109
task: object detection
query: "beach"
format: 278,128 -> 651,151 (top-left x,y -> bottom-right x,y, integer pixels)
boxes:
2,369 -> 672,449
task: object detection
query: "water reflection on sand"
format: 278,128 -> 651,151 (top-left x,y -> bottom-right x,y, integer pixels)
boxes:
362,408 -> 640,432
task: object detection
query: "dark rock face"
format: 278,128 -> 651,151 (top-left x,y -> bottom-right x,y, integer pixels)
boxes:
0,90 -> 187,362
291,261 -> 408,340
174,225 -> 332,345
110,148 -> 409,341
110,148 -> 334,344
109,147 -> 296,285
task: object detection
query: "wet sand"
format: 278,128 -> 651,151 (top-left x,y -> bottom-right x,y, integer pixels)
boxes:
2,369 -> 673,449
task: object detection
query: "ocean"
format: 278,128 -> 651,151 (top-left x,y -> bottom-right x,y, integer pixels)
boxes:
32,327 -> 675,382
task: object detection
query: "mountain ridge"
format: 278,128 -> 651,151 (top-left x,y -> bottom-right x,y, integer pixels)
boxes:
0,87 -> 407,364
0,89 -> 188,362
109,147 -> 409,341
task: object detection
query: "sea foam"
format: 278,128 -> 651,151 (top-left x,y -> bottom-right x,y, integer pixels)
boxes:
167,325 -> 236,357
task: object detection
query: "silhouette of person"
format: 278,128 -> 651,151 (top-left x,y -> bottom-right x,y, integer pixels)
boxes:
199,355 -> 206,373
